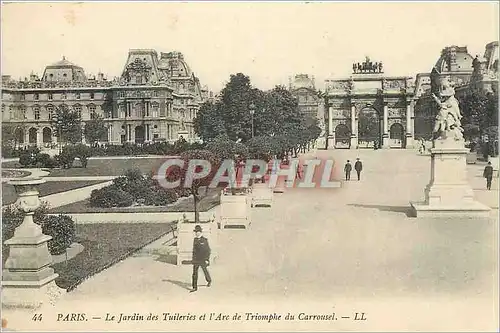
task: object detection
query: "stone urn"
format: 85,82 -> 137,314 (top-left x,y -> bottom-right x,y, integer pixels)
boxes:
2,177 -> 64,309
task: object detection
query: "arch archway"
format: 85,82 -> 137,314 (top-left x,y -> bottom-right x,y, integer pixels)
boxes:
334,124 -> 351,148
28,128 -> 38,145
42,127 -> 52,143
135,125 -> 145,144
358,107 -> 380,148
14,127 -> 24,145
389,123 -> 405,148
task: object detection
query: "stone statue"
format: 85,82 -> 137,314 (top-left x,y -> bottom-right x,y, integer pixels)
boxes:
180,118 -> 186,130
353,63 -> 357,73
431,80 -> 463,141
378,62 -> 383,72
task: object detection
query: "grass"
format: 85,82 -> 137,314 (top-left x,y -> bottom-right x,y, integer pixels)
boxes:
2,157 -> 169,177
51,223 -> 174,291
2,180 -> 109,205
49,188 -> 222,214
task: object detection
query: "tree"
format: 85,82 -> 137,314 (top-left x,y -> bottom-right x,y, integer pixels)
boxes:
193,101 -> 226,142
52,105 -> 82,145
206,135 -> 249,160
166,150 -> 221,223
84,117 -> 108,145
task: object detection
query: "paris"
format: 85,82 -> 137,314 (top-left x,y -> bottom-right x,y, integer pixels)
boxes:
0,2 -> 498,332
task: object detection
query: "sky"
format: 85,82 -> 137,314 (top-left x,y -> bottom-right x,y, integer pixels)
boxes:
1,2 -> 498,92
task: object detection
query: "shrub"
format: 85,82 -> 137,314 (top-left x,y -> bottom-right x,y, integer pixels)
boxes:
56,146 -> 76,169
19,152 -> 35,167
89,186 -> 134,208
145,187 -> 179,206
2,202 -> 76,256
42,215 -> 76,255
35,153 -> 58,168
73,143 -> 93,168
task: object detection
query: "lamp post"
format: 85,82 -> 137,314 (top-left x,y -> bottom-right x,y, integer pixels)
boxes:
249,103 -> 255,138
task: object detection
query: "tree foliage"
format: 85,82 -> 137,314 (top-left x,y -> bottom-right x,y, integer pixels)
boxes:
458,88 -> 498,141
52,105 -> 82,144
166,149 -> 221,222
84,116 -> 108,145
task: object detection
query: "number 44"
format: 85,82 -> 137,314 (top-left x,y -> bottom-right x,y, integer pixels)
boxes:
32,314 -> 43,321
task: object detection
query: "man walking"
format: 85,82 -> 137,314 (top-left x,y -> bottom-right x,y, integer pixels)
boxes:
344,160 -> 352,181
190,225 -> 211,292
483,161 -> 494,190
354,158 -> 363,181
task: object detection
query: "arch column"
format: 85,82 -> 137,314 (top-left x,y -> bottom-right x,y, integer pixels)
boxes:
382,102 -> 389,149
350,102 -> 358,149
327,106 -> 335,150
36,129 -> 42,147
405,100 -> 415,149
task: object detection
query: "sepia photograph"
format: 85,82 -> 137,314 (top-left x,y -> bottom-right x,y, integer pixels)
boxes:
1,1 -> 499,331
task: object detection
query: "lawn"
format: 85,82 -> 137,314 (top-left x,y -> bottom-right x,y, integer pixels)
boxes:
51,223 -> 174,291
49,188 -> 222,214
2,157 -> 169,177
2,180 -> 109,205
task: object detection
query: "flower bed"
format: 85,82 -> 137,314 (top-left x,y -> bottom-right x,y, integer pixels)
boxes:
2,180 -> 109,205
49,188 -> 221,214
51,222 -> 174,291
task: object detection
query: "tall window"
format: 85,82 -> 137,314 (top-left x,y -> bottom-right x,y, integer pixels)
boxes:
88,104 -> 96,118
34,93 -> 39,100
90,92 -> 95,100
61,92 -> 67,100
76,93 -> 81,100
48,93 -> 53,100
151,102 -> 159,118
33,106 -> 40,120
47,105 -> 54,119
74,104 -> 82,118
20,105 -> 27,119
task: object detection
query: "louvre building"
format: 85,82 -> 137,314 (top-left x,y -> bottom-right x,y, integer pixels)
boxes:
1,49 -> 212,147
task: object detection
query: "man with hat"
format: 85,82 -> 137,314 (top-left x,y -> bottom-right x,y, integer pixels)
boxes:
191,225 -> 212,292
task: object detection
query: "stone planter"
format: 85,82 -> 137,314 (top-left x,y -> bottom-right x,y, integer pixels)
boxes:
466,152 -> 477,164
2,177 -> 64,308
175,215 -> 218,266
220,189 -> 252,229
251,182 -> 273,207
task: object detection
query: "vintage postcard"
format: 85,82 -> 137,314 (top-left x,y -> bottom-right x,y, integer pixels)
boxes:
1,1 -> 499,331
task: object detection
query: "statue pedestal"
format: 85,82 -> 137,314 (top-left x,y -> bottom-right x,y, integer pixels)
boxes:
2,177 -> 65,309
327,137 -> 335,150
349,135 -> 358,150
410,140 -> 491,218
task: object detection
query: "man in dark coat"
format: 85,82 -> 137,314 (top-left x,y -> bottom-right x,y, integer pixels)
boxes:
190,225 -> 212,292
344,160 -> 352,181
354,158 -> 363,181
483,161 -> 494,190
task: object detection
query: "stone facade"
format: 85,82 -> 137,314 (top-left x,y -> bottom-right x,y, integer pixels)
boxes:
1,50 -> 208,147
289,74 -> 325,126
413,42 -> 498,140
325,57 -> 415,149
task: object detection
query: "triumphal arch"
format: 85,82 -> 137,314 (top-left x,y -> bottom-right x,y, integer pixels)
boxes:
325,57 -> 415,149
